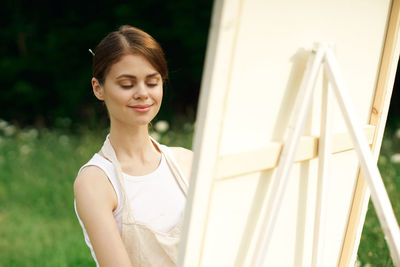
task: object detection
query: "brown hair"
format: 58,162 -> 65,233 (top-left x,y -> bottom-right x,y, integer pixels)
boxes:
92,25 -> 168,84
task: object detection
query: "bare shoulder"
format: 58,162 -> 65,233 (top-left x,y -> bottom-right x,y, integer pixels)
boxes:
168,147 -> 193,182
74,165 -> 109,196
74,165 -> 116,212
168,146 -> 193,158
74,166 -> 131,266
168,147 -> 194,165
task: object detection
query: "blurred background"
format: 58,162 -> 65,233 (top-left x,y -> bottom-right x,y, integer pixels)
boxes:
0,0 -> 213,128
0,1 -> 399,266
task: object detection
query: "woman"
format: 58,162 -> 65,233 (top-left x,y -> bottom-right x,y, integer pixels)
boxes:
74,25 -> 193,267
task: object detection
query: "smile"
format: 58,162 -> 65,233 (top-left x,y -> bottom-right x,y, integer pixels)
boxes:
128,104 -> 153,113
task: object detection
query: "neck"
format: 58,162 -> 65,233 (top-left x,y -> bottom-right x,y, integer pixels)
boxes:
108,119 -> 159,162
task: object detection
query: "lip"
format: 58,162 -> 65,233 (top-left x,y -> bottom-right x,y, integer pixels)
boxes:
128,104 -> 153,113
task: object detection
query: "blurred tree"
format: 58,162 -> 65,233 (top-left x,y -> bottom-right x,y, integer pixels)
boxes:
388,59 -> 400,128
0,0 -> 213,128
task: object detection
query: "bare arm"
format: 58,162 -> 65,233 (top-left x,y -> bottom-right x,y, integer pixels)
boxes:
74,166 -> 133,267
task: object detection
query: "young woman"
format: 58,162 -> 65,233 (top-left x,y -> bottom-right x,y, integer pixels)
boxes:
74,25 -> 193,267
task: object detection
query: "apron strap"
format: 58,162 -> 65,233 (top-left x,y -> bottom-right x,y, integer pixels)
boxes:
100,135 -> 135,222
156,142 -> 188,196
100,134 -> 189,222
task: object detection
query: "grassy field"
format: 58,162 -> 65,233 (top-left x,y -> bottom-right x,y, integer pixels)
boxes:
0,119 -> 398,266
0,121 -> 193,267
357,126 -> 400,266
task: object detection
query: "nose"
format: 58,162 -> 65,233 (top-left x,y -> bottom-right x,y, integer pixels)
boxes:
133,82 -> 148,99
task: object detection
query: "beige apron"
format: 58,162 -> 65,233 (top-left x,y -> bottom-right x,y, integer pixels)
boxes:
101,135 -> 187,267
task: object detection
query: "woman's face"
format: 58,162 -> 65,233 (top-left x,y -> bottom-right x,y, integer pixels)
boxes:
93,54 -> 163,127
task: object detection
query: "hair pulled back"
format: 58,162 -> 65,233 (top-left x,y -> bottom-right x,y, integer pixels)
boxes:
92,25 -> 168,84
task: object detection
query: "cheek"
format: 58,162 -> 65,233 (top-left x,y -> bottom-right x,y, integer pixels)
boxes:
103,91 -> 130,115
159,90 -> 163,102
157,86 -> 163,101
107,89 -> 131,104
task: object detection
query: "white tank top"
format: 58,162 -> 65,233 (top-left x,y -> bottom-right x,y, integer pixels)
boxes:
74,146 -> 186,265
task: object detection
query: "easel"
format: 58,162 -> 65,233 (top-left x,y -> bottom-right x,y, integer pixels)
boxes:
252,43 -> 400,266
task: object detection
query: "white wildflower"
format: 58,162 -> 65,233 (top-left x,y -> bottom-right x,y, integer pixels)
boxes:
390,153 -> 400,163
59,135 -> 69,146
150,131 -> 160,141
154,120 -> 169,133
395,128 -> 400,139
4,125 -> 16,137
20,145 -> 31,155
27,128 -> 38,139
0,119 -> 8,130
20,128 -> 39,140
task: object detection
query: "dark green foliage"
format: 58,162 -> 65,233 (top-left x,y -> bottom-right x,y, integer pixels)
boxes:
0,0 -> 213,127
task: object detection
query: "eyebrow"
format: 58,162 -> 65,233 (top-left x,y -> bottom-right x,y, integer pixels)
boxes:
116,73 -> 160,79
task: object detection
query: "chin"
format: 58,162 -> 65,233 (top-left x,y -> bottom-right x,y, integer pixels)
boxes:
120,113 -> 157,127
134,119 -> 153,126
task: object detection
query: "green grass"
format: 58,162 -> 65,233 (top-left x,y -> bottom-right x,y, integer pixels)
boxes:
0,119 -> 398,266
0,129 -> 105,267
356,128 -> 400,267
0,122 -> 193,267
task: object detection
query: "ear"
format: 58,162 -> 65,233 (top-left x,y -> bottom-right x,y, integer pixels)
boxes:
92,77 -> 104,101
